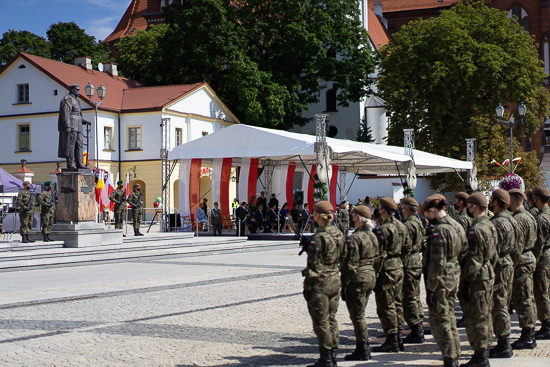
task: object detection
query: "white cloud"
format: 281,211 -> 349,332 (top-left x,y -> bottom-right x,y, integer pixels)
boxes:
86,16 -> 121,41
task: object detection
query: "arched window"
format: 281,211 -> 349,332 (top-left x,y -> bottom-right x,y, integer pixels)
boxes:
509,5 -> 530,33
326,88 -> 337,112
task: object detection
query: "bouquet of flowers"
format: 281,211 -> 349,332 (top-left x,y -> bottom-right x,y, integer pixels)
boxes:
499,174 -> 525,191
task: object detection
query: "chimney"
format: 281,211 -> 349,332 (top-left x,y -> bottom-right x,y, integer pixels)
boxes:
74,56 -> 93,70
104,62 -> 118,77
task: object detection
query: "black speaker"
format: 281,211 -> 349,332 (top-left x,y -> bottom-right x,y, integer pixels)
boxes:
169,213 -> 181,230
293,191 -> 304,205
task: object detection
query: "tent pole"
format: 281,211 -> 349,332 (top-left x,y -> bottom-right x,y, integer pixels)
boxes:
453,168 -> 465,184
298,156 -> 314,183
394,162 -> 405,186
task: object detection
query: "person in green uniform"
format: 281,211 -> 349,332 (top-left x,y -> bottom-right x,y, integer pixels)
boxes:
38,181 -> 56,242
525,190 -> 540,218
126,183 -> 144,236
337,201 -> 350,238
302,201 -> 346,367
373,197 -> 407,352
461,193 -> 497,367
400,197 -> 426,344
453,192 -> 472,328
109,180 -> 127,235
340,205 -> 378,361
508,189 -> 538,349
16,181 -> 35,243
422,194 -> 462,367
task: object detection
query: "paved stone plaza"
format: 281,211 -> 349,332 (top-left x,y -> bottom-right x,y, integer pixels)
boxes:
0,242 -> 547,366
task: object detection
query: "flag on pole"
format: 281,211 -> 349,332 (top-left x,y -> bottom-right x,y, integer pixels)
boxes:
95,174 -> 104,208
101,170 -> 115,212
110,172 -> 119,211
126,171 -> 131,208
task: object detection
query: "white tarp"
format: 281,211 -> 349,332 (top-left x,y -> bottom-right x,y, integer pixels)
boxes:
168,124 -> 472,175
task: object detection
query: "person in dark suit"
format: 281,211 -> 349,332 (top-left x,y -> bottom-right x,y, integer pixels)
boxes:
235,201 -> 247,236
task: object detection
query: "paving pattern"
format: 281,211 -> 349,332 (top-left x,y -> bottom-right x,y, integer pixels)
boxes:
0,246 -> 547,366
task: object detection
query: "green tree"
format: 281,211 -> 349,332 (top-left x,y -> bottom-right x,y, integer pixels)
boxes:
47,22 -> 110,66
0,30 -> 50,65
378,0 -> 549,191
356,115 -> 374,142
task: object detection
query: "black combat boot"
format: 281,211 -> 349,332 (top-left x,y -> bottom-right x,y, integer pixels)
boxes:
372,333 -> 399,353
137,230 -> 144,236
43,233 -> 50,242
535,319 -> 550,340
47,234 -> 54,242
511,327 -> 537,349
21,234 -> 29,244
27,235 -> 35,243
344,342 -> 371,361
403,323 -> 425,344
460,348 -> 489,367
134,229 -> 139,236
307,347 -> 333,367
489,336 -> 513,358
444,357 -> 459,367
397,329 -> 404,351
331,348 -> 337,366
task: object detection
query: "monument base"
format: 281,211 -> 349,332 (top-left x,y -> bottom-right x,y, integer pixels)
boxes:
30,222 -> 123,248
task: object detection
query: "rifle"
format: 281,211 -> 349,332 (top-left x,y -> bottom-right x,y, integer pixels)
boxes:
296,219 -> 312,256
25,184 -> 38,212
47,189 -> 57,208
136,192 -> 143,208
117,189 -> 127,205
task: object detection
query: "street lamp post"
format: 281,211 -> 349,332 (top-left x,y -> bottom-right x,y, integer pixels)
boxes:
84,82 -> 107,168
496,102 -> 526,174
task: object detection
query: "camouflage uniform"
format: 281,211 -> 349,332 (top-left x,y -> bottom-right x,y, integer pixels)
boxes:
425,216 -> 462,359
337,208 -> 350,238
16,189 -> 34,235
303,224 -> 346,353
341,226 -> 378,345
375,215 -> 407,335
127,191 -> 143,232
534,206 -> 550,325
512,208 -> 537,330
455,209 -> 473,233
461,216 -> 497,350
529,206 -> 540,218
402,215 -> 425,330
109,188 -> 126,230
38,189 -> 55,235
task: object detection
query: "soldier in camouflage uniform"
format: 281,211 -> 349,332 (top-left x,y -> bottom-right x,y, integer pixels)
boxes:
532,186 -> 550,340
373,197 -> 407,352
38,181 -> 56,242
340,205 -> 378,361
509,189 -> 538,349
109,180 -> 127,234
453,192 -> 472,328
127,184 -> 144,236
487,189 -> 518,358
422,195 -> 462,367
460,193 -> 497,367
400,197 -> 426,344
525,190 -> 540,218
16,181 -> 35,243
303,201 -> 346,367
337,201 -> 350,238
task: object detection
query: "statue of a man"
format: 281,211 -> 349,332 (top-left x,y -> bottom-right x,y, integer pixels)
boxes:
58,84 -> 91,170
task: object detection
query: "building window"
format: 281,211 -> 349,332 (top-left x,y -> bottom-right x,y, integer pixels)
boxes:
128,127 -> 141,150
104,126 -> 113,150
326,88 -> 337,112
18,124 -> 30,151
17,84 -> 29,103
509,6 -> 530,33
175,128 -> 182,146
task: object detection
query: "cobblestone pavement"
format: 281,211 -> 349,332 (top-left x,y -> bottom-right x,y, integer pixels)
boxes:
0,245 -> 547,366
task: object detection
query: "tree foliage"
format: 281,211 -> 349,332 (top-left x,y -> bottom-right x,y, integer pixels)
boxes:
356,114 -> 374,142
115,0 -> 375,129
0,30 -> 50,65
378,0 -> 549,191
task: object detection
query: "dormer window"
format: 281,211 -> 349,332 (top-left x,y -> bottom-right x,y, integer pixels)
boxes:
17,84 -> 29,103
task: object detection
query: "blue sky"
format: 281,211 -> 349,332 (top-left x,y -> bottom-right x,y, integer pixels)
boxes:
1,0 -> 131,42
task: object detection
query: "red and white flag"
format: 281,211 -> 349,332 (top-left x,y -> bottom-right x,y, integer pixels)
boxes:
101,171 -> 115,212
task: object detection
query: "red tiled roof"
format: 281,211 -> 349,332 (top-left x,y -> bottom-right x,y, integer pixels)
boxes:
121,83 -> 206,111
372,0 -> 459,13
104,0 -> 149,43
368,8 -> 390,50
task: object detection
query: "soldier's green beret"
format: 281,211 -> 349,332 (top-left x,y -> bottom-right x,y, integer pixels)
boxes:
44,181 -> 51,186
117,180 -> 123,185
492,189 -> 510,206
509,188 -> 526,200
532,185 -> 550,198
353,205 -> 371,219
314,201 -> 334,214
454,192 -> 469,202
466,192 -> 487,208
421,194 -> 446,213
402,197 -> 419,208
379,197 -> 397,211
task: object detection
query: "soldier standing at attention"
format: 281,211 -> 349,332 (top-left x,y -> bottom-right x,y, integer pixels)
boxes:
337,201 -> 350,238
38,181 -> 55,242
487,189 -> 518,358
460,193 -> 497,367
17,181 -> 35,244
422,195 -> 461,367
508,189 -> 538,349
453,192 -> 472,328
109,180 -> 127,236
531,185 -> 550,340
340,205 -> 378,361
373,197 -> 407,352
127,184 -> 144,236
525,190 -> 540,218
400,197 -> 426,344
302,201 -> 345,367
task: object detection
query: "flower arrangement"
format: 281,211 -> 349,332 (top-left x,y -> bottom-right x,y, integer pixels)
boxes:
402,183 -> 414,197
312,173 -> 328,202
499,174 -> 525,191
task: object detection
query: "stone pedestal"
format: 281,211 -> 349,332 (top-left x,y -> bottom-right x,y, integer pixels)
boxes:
48,222 -> 122,248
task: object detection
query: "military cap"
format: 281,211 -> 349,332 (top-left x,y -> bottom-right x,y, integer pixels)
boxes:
314,201 -> 334,214
421,194 -> 446,212
44,181 -> 51,187
509,188 -> 526,200
340,200 -> 347,206
353,205 -> 371,219
532,185 -> 550,198
117,180 -> 123,185
23,181 -> 31,187
455,192 -> 469,202
492,189 -> 510,206
402,197 -> 419,208
379,197 -> 398,211
466,192 -> 488,208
